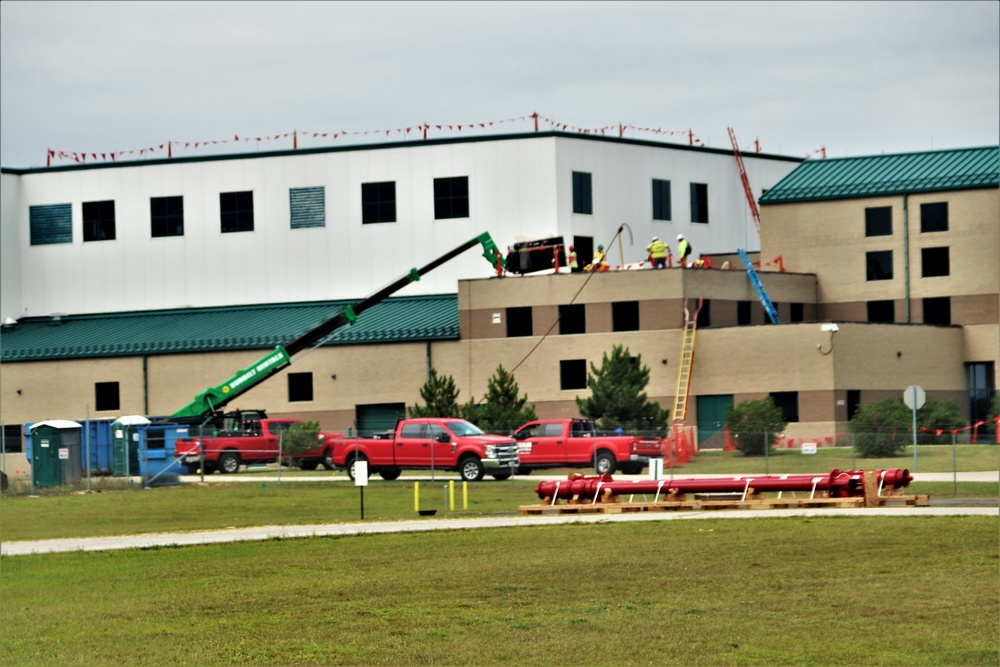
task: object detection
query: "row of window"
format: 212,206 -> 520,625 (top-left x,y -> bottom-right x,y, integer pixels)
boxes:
572,171 -> 710,223
865,202 -> 949,237
866,247 -> 950,281
867,296 -> 953,325
27,177 -> 471,245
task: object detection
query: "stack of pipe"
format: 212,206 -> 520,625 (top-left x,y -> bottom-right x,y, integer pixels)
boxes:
534,468 -> 913,502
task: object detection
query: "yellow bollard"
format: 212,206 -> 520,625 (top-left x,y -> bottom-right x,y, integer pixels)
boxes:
463,481 -> 468,510
449,480 -> 455,512
414,481 -> 420,513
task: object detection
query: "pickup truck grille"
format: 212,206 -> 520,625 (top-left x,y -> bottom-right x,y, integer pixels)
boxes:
493,442 -> 520,466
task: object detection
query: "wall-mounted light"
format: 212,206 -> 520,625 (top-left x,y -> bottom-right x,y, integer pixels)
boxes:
661,358 -> 668,365
896,351 -> 902,358
331,374 -> 337,380
17,389 -> 22,395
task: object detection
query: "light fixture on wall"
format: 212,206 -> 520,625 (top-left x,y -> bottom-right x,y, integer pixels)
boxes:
661,358 -> 668,365
331,374 -> 337,380
896,351 -> 902,358
17,389 -> 22,395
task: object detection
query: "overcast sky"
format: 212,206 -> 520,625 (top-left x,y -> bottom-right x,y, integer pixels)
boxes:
2,1 -> 997,169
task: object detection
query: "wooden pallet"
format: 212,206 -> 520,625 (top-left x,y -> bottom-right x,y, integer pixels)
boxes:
518,493 -> 931,515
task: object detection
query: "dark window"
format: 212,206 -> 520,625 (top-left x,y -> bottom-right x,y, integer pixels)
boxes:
846,390 -> 861,420
769,391 -> 799,423
82,200 -> 116,241
95,382 -> 120,411
652,179 -> 671,221
923,297 -> 951,325
290,187 -> 325,229
220,191 -> 254,233
920,202 -> 948,233
572,171 -> 592,215
29,204 -> 72,245
790,303 -> 805,323
361,181 -> 396,224
866,251 -> 893,281
559,304 -> 586,335
967,362 -> 995,423
865,206 -> 892,237
690,183 -> 709,223
612,301 -> 640,332
434,176 -> 469,220
867,300 -> 895,323
151,196 -> 184,237
560,359 -> 588,390
288,372 -> 314,402
696,299 -> 711,328
737,301 -> 752,326
506,306 -> 533,338
921,247 -> 950,277
1,424 -> 23,453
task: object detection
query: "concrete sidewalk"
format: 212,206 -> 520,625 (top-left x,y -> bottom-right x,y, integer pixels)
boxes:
3,505 -> 996,557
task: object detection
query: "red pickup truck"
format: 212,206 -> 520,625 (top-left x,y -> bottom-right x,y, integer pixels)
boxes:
175,418 -> 339,474
512,418 -> 664,475
332,418 -> 520,482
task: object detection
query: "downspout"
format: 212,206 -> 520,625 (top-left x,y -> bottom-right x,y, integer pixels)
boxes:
142,354 -> 149,415
426,341 -> 432,380
902,194 -> 910,323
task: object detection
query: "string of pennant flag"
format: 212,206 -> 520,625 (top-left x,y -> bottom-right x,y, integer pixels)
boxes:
45,112 -> 826,166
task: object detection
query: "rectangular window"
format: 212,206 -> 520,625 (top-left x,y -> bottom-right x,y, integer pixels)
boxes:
506,306 -> 533,338
572,171 -> 592,215
846,390 -> 861,420
923,297 -> 951,325
220,191 -> 254,233
558,304 -> 586,335
921,247 -> 950,278
361,181 -> 397,224
560,359 -> 588,390
150,196 -> 184,238
920,202 -> 948,233
696,299 -> 711,328
288,372 -> 314,402
434,176 -> 469,220
865,206 -> 892,237
737,301 -> 752,326
769,391 -> 799,423
867,300 -> 895,323
652,179 -> 671,221
790,303 -> 805,323
289,186 -> 325,229
612,301 -> 640,332
690,183 -> 709,223
866,250 -> 893,281
967,362 -> 995,423
2,424 -> 23,453
95,382 -> 120,411
29,204 -> 72,245
82,200 -> 116,242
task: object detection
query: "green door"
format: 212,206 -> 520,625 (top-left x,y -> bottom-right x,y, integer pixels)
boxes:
696,395 -> 733,448
356,403 -> 406,437
31,425 -> 62,487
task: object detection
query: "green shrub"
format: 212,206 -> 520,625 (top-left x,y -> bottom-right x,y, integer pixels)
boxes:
725,397 -> 787,456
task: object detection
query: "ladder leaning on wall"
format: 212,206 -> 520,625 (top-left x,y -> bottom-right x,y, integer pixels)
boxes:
671,298 -> 704,425
738,248 -> 780,324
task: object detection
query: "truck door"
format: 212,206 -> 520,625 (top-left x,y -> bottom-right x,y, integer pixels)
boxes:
425,423 -> 455,468
521,422 -> 565,464
394,422 -> 430,467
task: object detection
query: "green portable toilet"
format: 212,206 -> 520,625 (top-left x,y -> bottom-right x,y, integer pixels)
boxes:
29,420 -> 83,487
112,416 -> 150,477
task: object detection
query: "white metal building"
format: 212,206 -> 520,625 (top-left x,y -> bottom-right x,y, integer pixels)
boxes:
1,131 -> 801,321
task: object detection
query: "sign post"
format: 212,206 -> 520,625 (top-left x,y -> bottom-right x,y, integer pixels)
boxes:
903,386 -> 926,472
355,460 -> 368,520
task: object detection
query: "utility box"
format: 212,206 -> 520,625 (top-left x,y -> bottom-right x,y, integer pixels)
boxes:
112,416 -> 150,477
28,420 -> 82,487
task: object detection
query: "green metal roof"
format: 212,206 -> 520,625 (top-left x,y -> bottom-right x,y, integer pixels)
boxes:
759,146 -> 999,204
0,294 -> 458,362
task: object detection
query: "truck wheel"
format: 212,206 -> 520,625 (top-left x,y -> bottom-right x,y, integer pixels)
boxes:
516,466 -> 532,476
492,472 -> 512,481
218,452 -> 241,474
379,467 -> 402,481
322,450 -> 335,471
459,456 -> 485,482
347,456 -> 368,481
594,452 -> 616,475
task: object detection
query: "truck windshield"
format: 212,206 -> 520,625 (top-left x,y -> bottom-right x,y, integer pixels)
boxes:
444,420 -> 485,437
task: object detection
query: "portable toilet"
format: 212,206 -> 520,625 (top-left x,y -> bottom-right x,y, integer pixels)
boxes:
112,416 -> 150,477
28,420 -> 83,487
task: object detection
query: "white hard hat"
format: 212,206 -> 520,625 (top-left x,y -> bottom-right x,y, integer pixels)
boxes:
651,236 -> 658,241
677,234 -> 684,240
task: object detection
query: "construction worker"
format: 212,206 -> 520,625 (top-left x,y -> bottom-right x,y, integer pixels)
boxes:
646,236 -> 668,269
587,244 -> 609,272
568,245 -> 580,272
677,234 -> 692,267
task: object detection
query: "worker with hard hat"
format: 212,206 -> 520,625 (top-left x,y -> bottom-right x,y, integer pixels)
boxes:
646,235 -> 669,269
568,245 -> 580,272
677,234 -> 692,267
587,244 -> 609,272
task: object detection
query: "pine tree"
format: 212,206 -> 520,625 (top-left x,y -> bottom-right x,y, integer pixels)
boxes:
575,345 -> 667,431
408,369 -> 462,418
462,364 -> 537,433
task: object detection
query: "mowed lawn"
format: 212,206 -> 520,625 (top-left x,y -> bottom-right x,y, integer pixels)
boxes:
1,517 -> 998,666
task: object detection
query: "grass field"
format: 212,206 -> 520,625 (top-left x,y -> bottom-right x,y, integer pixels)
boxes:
2,517 -> 997,666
